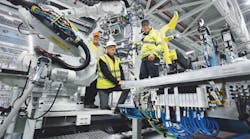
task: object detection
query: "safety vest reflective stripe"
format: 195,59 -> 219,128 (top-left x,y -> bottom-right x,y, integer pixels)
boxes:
102,55 -> 121,75
98,76 -> 121,80
141,29 -> 161,59
143,41 -> 156,45
143,41 -> 162,46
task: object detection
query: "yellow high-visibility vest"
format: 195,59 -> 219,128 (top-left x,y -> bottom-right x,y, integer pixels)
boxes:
90,41 -> 98,54
141,29 -> 160,59
96,54 -> 121,89
90,41 -> 104,58
141,11 -> 179,60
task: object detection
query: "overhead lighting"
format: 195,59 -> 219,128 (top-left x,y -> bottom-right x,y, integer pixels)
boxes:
185,50 -> 195,55
247,0 -> 250,5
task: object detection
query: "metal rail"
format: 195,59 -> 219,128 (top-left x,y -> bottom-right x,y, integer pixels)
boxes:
122,60 -> 250,89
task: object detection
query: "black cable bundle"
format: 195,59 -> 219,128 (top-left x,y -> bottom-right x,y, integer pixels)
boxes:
235,94 -> 250,129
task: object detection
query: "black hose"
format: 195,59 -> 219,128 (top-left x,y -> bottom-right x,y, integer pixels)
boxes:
12,61 -> 31,106
51,41 -> 91,71
122,0 -> 130,8
9,0 -> 91,71
11,77 -> 29,106
236,94 -> 250,127
7,0 -> 37,9
18,23 -> 46,39
27,84 -> 62,120
34,42 -> 91,71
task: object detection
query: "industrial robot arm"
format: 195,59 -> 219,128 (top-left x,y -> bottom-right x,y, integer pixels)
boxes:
5,0 -> 129,87
60,1 -> 127,19
7,0 -> 127,71
7,0 -> 91,71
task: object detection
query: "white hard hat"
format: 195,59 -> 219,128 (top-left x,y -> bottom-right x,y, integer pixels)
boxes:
105,41 -> 117,48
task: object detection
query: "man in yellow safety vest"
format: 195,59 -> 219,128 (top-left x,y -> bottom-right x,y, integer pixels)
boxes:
84,32 -> 104,108
139,11 -> 179,79
96,40 -> 129,110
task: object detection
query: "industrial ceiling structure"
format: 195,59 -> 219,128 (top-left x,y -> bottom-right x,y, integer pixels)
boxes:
139,0 -> 250,56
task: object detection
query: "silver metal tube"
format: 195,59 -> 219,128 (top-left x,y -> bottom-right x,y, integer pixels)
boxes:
0,62 -> 46,138
132,119 -> 142,139
4,88 -> 19,139
122,61 -> 250,89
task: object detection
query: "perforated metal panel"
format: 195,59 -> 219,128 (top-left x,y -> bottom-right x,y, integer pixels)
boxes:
42,131 -> 112,139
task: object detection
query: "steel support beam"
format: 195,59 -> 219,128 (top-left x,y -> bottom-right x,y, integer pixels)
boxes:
184,17 -> 225,37
241,8 -> 250,14
145,0 -> 152,11
206,17 -> 225,27
156,12 -> 203,52
182,7 -> 210,34
156,0 -> 209,13
178,1 -> 215,23
210,29 -> 222,33
145,0 -> 169,15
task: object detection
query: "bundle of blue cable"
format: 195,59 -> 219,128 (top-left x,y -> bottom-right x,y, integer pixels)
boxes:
161,109 -> 220,139
181,109 -> 199,136
194,110 -> 220,137
161,112 -> 192,139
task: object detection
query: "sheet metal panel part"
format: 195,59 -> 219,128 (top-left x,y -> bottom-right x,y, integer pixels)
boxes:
44,109 -> 114,117
208,81 -> 250,120
207,105 -> 239,120
122,60 -> 250,89
42,131 -> 111,139
132,119 -> 142,139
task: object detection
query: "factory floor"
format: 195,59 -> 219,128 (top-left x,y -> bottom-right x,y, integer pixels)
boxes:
40,130 -> 241,139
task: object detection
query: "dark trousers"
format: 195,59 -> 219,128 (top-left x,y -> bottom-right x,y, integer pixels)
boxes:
139,57 -> 160,79
99,87 -> 129,109
84,79 -> 97,105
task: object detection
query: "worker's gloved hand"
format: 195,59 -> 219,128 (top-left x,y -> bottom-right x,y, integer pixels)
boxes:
148,54 -> 155,61
174,11 -> 178,17
118,80 -> 124,85
174,34 -> 181,39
